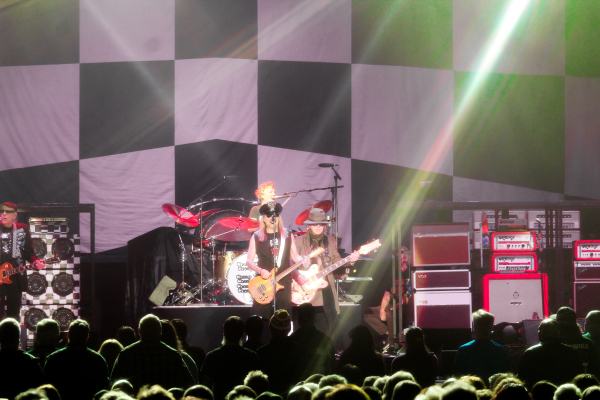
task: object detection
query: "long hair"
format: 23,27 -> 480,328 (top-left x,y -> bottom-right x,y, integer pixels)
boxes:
257,214 -> 286,242
404,326 -> 431,357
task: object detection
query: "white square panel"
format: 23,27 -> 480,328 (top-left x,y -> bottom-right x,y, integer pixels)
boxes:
257,0 -> 351,63
80,0 -> 175,63
79,147 -> 175,253
565,77 -> 600,199
174,58 -> 258,146
352,64 -> 454,175
0,64 -> 79,171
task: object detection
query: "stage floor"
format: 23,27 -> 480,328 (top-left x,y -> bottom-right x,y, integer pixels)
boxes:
154,304 -> 362,352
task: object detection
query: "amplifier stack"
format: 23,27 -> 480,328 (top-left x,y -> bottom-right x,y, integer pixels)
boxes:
411,223 -> 472,329
573,240 -> 600,318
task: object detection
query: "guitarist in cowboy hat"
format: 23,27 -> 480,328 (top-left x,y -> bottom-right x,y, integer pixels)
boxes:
294,208 -> 359,334
0,202 -> 45,320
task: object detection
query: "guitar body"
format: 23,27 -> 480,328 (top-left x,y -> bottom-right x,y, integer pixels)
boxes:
0,262 -> 15,285
291,265 -> 329,305
248,272 -> 284,305
0,256 -> 59,287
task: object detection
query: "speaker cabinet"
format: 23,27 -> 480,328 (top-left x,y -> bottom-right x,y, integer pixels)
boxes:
414,291 -> 472,329
484,273 -> 548,323
412,223 -> 470,267
413,270 -> 471,290
574,281 -> 600,318
574,262 -> 600,281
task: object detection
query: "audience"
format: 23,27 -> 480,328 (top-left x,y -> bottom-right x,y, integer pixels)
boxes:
111,380 -> 135,396
325,384 -> 370,400
518,319 -> 584,389
44,319 -> 109,400
99,339 -> 124,373
224,385 -> 256,400
243,315 -> 264,352
453,310 -> 512,382
556,307 -> 600,377
319,375 -> 347,388
392,380 -> 421,400
0,318 -> 44,399
172,318 -> 206,370
573,374 -> 600,393
138,385 -> 177,400
289,303 -> 336,375
287,385 -> 312,400
440,380 -> 477,400
530,381 -> 558,400
490,383 -> 529,400
244,370 -> 269,396
111,314 -> 194,391
160,319 -> 200,384
183,385 -> 214,400
27,318 -> 61,367
391,327 -> 438,388
338,325 -> 386,378
584,311 -> 600,352
257,310 -> 310,397
116,326 -> 137,348
582,386 -> 600,400
340,364 -> 363,386
36,384 -> 61,400
382,371 -> 416,400
553,384 -> 582,400
201,316 -> 260,400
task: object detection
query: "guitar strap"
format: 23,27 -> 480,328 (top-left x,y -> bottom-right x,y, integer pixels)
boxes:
323,236 -> 330,266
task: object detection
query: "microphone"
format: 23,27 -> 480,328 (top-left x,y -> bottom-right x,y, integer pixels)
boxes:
272,195 -> 291,199
224,175 -> 240,180
318,163 -> 338,168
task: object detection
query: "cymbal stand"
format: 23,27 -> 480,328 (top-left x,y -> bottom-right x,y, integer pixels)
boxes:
187,178 -> 229,302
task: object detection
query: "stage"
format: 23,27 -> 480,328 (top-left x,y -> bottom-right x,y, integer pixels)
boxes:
153,303 -> 362,352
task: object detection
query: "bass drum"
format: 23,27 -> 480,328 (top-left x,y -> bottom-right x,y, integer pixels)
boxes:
226,252 -> 258,305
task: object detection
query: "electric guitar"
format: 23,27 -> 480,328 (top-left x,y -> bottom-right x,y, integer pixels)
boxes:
291,239 -> 381,305
248,247 -> 325,305
0,256 -> 60,286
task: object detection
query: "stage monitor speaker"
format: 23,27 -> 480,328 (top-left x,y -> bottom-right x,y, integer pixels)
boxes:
149,275 -> 177,306
412,223 -> 470,267
574,281 -> 600,318
414,291 -> 472,329
484,273 -> 548,323
413,269 -> 471,290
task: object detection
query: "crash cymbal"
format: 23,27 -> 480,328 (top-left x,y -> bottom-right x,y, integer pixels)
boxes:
162,204 -> 198,227
218,217 -> 259,230
295,200 -> 333,225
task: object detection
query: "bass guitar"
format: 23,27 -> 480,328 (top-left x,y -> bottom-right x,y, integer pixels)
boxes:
291,239 -> 381,305
0,256 -> 60,286
248,247 -> 325,305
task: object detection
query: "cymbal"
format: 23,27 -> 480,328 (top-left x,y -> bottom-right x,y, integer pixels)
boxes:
295,200 -> 333,225
162,204 -> 220,227
218,217 -> 259,230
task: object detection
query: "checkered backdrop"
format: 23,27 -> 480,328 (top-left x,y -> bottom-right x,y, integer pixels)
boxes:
1,0 -> 600,260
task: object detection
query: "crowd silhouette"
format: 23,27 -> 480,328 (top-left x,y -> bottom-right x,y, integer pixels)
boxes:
1,305 -> 600,400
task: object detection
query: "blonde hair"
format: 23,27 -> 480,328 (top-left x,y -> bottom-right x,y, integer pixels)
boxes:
257,214 -> 286,242
255,182 -> 275,203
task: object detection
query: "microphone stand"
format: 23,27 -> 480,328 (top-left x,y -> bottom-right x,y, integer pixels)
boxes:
329,166 -> 342,242
186,177 -> 229,302
271,217 -> 279,313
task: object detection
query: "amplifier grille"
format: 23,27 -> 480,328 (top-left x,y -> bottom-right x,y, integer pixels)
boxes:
416,304 -> 471,329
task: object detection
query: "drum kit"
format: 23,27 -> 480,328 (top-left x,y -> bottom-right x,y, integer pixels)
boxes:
160,198 -> 338,306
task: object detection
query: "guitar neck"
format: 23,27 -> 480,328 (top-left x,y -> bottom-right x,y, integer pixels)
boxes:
2,264 -> 32,278
275,248 -> 325,281
312,255 -> 355,281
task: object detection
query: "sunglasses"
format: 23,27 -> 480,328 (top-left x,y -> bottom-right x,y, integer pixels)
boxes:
310,223 -> 328,227
0,209 -> 16,214
263,212 -> 280,218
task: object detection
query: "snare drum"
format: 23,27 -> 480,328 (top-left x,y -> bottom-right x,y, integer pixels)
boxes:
225,252 -> 258,305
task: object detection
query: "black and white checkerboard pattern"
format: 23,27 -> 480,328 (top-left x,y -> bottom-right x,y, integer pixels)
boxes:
1,0 -> 599,258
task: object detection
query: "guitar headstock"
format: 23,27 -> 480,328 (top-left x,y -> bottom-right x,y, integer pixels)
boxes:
44,256 -> 61,266
359,239 -> 381,255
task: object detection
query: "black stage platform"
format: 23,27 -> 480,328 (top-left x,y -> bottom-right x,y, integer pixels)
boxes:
154,303 -> 362,352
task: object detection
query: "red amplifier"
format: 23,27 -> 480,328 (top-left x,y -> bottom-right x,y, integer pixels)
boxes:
484,273 -> 548,323
413,270 -> 471,290
573,240 -> 600,261
573,261 -> 600,280
412,223 -> 470,267
491,252 -> 537,273
491,232 -> 536,252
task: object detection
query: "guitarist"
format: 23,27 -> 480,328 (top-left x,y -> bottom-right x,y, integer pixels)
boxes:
246,201 -> 310,319
0,202 -> 45,320
294,208 -> 359,334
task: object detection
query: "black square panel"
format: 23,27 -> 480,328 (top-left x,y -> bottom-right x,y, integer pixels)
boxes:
80,61 -> 175,159
175,0 -> 258,60
351,159 -> 453,249
258,61 -> 351,158
175,140 -> 258,207
0,161 -> 80,233
0,0 -> 79,67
